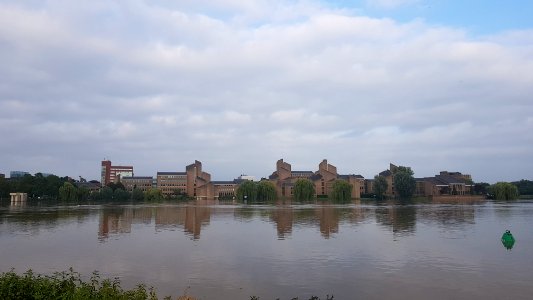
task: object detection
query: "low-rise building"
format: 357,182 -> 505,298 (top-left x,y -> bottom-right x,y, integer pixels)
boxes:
10,171 -> 30,178
417,171 -> 473,196
157,172 -> 187,196
122,176 -> 154,192
370,164 -> 474,198
269,159 -> 365,199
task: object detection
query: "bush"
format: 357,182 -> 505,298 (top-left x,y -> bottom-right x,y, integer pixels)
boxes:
0,268 -> 160,300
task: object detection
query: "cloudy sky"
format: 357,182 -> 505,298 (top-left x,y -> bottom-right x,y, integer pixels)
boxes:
1,0 -> 532,183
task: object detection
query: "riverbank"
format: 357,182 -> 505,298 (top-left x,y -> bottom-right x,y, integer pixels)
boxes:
0,269 -> 333,300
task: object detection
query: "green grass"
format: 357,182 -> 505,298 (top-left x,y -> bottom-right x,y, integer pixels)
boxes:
1,268 -> 334,300
0,268 -> 160,300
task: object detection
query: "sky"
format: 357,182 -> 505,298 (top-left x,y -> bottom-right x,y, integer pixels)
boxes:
1,0 -> 532,183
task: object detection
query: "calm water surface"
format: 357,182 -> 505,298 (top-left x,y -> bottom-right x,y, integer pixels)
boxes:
1,199 -> 532,299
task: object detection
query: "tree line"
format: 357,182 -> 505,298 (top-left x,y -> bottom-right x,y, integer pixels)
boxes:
235,179 -> 353,203
371,169 -> 530,201
0,173 -> 186,203
2,173 -> 531,203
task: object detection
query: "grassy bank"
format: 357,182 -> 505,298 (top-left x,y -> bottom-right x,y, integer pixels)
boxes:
0,269 -> 334,300
0,269 -> 160,300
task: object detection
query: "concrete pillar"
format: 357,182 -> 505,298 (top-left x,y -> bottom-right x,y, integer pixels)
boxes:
10,193 -> 28,203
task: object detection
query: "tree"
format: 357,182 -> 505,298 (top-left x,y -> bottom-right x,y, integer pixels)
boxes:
236,180 -> 257,202
77,187 -> 90,201
474,182 -> 491,195
490,182 -> 519,200
374,175 -> 388,200
100,186 -> 114,200
512,179 -> 533,196
293,179 -> 315,202
144,189 -> 164,201
256,181 -> 277,202
107,182 -> 125,192
88,191 -> 101,201
393,166 -> 416,199
58,182 -> 78,202
131,188 -> 144,201
330,180 -> 352,203
0,177 -> 10,199
113,188 -> 130,202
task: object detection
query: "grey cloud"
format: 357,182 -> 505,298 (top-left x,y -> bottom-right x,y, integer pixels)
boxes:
0,1 -> 532,182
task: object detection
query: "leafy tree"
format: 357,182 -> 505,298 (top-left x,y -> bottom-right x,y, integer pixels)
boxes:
88,191 -> 101,201
59,182 -> 78,202
256,181 -> 277,202
100,186 -> 114,200
16,174 -> 35,194
330,180 -> 353,203
131,188 -> 144,202
474,182 -> 490,195
0,177 -> 10,199
374,175 -> 388,200
77,187 -> 90,201
113,188 -> 130,202
236,180 -> 258,202
490,182 -> 519,200
512,179 -> 533,195
107,182 -> 125,192
44,175 -> 64,199
293,179 -> 315,202
144,189 -> 164,201
393,166 -> 416,199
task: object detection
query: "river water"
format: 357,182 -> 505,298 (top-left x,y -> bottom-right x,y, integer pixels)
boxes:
1,199 -> 532,299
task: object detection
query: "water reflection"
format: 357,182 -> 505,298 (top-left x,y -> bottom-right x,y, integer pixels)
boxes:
375,201 -> 417,237
1,199 -> 493,241
269,208 -> 293,239
98,205 -> 212,241
3,198 -> 533,300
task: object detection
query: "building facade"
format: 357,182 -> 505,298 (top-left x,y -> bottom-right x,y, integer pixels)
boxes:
10,171 -> 30,178
122,176 -> 154,192
101,160 -> 134,186
156,172 -> 187,196
269,159 -> 364,199
368,164 -> 474,198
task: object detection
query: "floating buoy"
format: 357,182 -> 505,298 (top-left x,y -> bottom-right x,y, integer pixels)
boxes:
501,230 -> 515,250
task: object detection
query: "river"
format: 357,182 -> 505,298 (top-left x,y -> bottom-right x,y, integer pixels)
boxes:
1,198 -> 532,299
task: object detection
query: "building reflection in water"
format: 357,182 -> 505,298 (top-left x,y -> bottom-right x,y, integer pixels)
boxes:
417,197 -> 482,230
98,204 -> 212,241
266,200 -> 373,239
96,198 -> 484,241
269,207 -> 293,239
315,205 -> 340,239
375,200 -> 417,237
155,205 -> 211,240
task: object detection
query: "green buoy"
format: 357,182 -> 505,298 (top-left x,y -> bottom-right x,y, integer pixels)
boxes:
501,230 -> 515,250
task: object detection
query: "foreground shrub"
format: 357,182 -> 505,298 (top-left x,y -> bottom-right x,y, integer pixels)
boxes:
0,268 -> 158,300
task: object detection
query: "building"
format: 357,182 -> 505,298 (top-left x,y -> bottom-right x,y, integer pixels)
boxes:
75,180 -> 101,193
10,171 -> 29,178
368,164 -> 474,198
269,159 -> 365,199
186,160 -> 213,199
152,161 -> 215,199
0,173 -> 4,179
101,160 -> 134,186
156,172 -> 187,196
122,176 -> 154,192
238,175 -> 255,181
416,171 -> 474,196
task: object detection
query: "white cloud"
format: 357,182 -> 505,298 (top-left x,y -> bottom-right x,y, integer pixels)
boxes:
0,1 -> 532,182
365,0 -> 420,9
